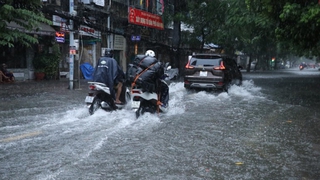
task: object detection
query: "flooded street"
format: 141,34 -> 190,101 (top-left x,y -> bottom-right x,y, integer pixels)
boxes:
0,68 -> 320,180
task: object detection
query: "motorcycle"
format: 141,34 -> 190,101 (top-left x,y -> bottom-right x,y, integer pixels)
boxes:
299,65 -> 304,70
130,65 -> 171,118
85,81 -> 130,115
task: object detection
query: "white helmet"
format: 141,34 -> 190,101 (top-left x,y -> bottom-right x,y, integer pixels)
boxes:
145,50 -> 155,57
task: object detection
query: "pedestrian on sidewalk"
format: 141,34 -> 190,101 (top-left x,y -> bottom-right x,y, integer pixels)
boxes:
0,63 -> 15,82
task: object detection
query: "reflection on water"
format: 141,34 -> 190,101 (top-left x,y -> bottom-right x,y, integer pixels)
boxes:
0,80 -> 319,179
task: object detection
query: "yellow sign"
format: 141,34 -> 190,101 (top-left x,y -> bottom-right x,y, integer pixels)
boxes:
134,44 -> 138,55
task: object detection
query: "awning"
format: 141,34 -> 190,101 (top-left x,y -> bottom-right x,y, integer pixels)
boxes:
6,21 -> 56,36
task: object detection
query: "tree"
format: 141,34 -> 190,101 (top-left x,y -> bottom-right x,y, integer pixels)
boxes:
183,0 -> 227,52
215,0 -> 278,71
161,0 -> 188,70
275,1 -> 320,58
0,0 -> 52,47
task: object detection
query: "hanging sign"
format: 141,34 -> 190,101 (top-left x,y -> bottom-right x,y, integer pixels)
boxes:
131,35 -> 141,41
70,46 -> 76,55
128,7 -> 164,30
55,32 -> 65,43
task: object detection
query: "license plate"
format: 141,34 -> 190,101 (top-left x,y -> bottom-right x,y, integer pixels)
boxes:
200,71 -> 207,76
85,96 -> 94,103
131,100 -> 140,109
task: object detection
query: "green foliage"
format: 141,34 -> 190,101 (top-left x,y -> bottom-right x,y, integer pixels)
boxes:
45,44 -> 61,78
181,0 -> 228,51
162,0 -> 320,65
0,1 -> 52,48
32,53 -> 48,73
33,44 -> 61,78
273,1 -> 320,57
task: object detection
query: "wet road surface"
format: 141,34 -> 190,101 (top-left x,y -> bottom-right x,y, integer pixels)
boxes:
0,68 -> 319,180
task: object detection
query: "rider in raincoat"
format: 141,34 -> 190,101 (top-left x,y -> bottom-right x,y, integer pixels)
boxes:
92,48 -> 125,104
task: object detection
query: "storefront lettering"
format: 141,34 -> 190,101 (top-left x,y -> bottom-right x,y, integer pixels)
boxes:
80,27 -> 94,34
128,7 -> 164,30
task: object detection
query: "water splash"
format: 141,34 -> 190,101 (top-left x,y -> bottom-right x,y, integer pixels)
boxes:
228,80 -> 263,99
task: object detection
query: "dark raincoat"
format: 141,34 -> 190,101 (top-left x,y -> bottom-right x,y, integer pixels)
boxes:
126,54 -> 169,106
92,56 -> 120,100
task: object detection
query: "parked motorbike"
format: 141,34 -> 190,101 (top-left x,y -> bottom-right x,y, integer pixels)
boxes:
130,64 -> 171,118
85,81 -> 130,115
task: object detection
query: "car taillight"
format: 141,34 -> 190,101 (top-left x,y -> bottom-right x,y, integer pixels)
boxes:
185,61 -> 194,69
89,85 -> 96,90
214,61 -> 226,70
218,82 -> 224,86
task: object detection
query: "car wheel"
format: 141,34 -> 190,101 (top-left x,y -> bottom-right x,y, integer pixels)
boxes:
232,78 -> 242,86
223,81 -> 231,92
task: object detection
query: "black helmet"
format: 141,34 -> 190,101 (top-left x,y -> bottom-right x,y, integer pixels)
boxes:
104,48 -> 113,57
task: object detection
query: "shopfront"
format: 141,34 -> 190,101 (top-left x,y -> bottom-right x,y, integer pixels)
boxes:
1,22 -> 56,80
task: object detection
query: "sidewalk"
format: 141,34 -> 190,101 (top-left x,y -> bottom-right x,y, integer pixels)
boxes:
0,78 -> 89,99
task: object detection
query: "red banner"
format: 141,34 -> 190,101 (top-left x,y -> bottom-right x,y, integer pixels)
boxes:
128,7 -> 164,30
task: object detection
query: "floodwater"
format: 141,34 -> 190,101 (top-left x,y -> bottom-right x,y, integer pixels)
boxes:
0,68 -> 319,180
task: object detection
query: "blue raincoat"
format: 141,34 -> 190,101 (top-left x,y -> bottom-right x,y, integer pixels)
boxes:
80,62 -> 94,80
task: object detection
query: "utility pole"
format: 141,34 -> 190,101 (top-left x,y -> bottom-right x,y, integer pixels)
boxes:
107,0 -> 112,49
69,0 -> 75,90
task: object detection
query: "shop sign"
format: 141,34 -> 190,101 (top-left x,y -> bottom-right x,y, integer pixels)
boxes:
131,35 -> 141,41
128,7 -> 164,30
114,35 -> 125,50
52,15 -> 68,32
55,32 -> 65,43
79,25 -> 101,38
70,46 -> 76,55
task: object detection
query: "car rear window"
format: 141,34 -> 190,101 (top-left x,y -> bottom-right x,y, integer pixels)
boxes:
190,56 -> 222,66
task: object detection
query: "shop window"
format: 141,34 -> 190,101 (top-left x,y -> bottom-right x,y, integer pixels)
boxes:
0,43 -> 27,68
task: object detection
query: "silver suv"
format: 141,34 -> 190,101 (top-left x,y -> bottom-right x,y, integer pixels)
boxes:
184,53 -> 242,91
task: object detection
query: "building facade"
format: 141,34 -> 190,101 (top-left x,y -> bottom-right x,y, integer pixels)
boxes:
3,0 -> 177,81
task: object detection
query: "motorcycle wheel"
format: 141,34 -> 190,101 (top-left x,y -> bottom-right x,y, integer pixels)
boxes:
125,92 -> 131,104
135,101 -> 157,118
89,97 -> 101,115
135,107 -> 143,119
